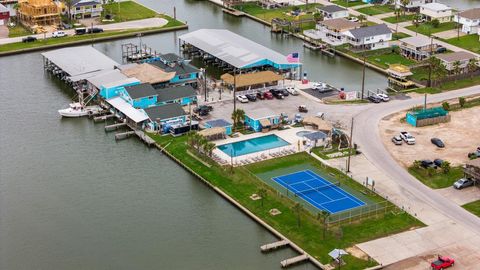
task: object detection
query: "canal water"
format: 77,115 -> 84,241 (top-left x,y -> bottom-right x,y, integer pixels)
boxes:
0,0 -> 477,269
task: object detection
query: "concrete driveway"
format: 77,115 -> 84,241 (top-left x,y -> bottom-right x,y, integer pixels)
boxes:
0,25 -> 8,39
433,29 -> 467,39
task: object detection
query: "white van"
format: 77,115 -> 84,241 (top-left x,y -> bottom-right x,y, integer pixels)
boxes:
52,31 -> 67,38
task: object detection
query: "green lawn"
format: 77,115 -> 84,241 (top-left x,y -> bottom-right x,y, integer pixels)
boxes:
383,14 -> 415,23
0,16 -> 184,53
102,0 -> 158,23
367,51 -> 416,69
357,5 -> 395,16
406,21 -> 457,36
8,25 -> 32,38
234,3 -> 321,23
148,134 -> 423,268
462,200 -> 480,217
311,146 -> 357,160
444,34 -> 480,54
408,166 -> 464,189
392,32 -> 410,40
332,0 -> 365,7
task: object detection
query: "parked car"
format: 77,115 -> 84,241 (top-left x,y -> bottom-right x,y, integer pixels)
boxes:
298,105 -> 308,113
193,105 -> 213,113
436,46 -> 447,54
453,178 -> 474,189
347,17 -> 359,22
87,27 -> 104,34
256,92 -> 265,100
421,159 -> 435,169
294,113 -> 303,123
434,159 -> 444,167
279,88 -> 290,97
245,93 -> 257,102
286,86 -> 299,96
52,31 -> 67,38
431,138 -> 445,148
75,27 -> 87,35
368,95 -> 382,103
431,255 -> 454,270
269,89 -> 284,99
263,91 -> 274,100
236,95 -> 249,103
391,136 -> 403,145
400,131 -> 416,145
316,112 -> 325,119
376,93 -> 389,102
22,36 -> 37,43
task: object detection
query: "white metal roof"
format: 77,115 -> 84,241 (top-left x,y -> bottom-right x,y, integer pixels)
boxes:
101,77 -> 140,89
246,108 -> 279,120
179,29 -> 301,69
106,97 -> 149,123
87,70 -> 128,89
42,46 -> 119,77
421,3 -> 451,11
400,36 -> 434,47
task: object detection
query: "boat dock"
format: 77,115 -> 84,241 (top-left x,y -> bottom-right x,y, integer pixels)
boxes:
260,239 -> 289,252
222,8 -> 244,17
94,113 -> 115,123
280,254 -> 309,268
105,123 -> 127,132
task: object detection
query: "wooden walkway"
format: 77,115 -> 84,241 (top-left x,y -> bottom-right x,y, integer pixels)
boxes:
260,239 -> 289,252
281,254 -> 309,268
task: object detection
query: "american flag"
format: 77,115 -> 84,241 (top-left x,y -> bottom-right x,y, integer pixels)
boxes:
286,52 -> 299,63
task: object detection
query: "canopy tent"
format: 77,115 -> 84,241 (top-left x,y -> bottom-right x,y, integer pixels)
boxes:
106,97 -> 148,123
259,118 -> 272,127
121,63 -> 176,84
198,127 -> 226,141
220,71 -> 284,89
179,29 -> 301,70
303,116 -> 333,132
303,131 -> 327,141
328,249 -> 348,260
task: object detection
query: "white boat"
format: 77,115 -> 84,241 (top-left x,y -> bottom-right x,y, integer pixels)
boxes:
58,103 -> 102,117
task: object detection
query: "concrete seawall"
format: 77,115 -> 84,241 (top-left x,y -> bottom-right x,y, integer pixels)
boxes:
154,142 -> 327,269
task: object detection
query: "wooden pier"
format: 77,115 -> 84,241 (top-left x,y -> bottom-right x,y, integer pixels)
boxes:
115,131 -> 135,140
280,254 -> 309,268
93,114 -> 114,123
260,239 -> 289,252
105,123 -> 127,132
134,130 -> 156,146
222,8 -> 244,17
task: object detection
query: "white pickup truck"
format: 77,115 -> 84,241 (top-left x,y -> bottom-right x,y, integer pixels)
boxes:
400,131 -> 416,145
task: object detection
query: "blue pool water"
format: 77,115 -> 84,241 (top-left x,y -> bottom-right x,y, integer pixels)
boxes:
218,135 -> 290,157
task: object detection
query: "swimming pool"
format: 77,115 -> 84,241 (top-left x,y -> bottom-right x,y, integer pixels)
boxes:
217,134 -> 290,157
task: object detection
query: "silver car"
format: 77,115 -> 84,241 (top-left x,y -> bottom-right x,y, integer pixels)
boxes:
391,135 -> 402,145
453,178 -> 474,189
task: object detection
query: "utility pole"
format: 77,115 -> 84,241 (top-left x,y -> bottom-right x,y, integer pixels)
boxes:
361,51 -> 366,100
203,68 -> 207,102
347,117 -> 354,173
424,93 -> 427,110
428,36 -> 433,87
233,68 -> 237,113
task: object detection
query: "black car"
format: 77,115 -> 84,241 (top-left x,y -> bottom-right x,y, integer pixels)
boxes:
22,36 -> 37,43
194,105 -> 213,113
431,138 -> 445,148
434,159 -> 444,167
368,95 -> 381,103
269,89 -> 284,99
256,92 -> 265,100
421,159 -> 436,169
198,108 -> 209,116
245,94 -> 257,101
87,27 -> 104,34
278,88 -> 289,97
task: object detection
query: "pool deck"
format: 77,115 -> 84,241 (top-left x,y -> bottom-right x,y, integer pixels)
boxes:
212,127 -> 317,166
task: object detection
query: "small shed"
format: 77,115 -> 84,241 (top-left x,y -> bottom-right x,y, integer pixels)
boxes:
406,107 -> 450,127
465,159 -> 480,185
303,131 -> 328,147
221,71 -> 284,91
204,119 -> 233,135
199,127 -> 226,141
244,108 -> 280,132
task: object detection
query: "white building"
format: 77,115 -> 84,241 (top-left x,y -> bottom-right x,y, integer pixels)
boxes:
436,51 -> 477,73
454,8 -> 480,34
316,5 -> 349,20
420,3 -> 452,23
344,24 -> 392,51
395,0 -> 436,11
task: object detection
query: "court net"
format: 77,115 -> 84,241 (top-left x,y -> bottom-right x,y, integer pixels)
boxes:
292,182 -> 340,196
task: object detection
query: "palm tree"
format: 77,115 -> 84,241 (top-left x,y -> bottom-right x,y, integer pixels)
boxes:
231,108 -> 245,131
204,142 -> 216,157
452,60 -> 461,80
317,211 -> 330,240
427,56 -> 447,86
64,0 -> 73,23
401,0 -> 410,16
358,14 -> 366,27
313,12 -> 324,23
467,58 -> 478,77
258,188 -> 267,207
292,202 -> 303,227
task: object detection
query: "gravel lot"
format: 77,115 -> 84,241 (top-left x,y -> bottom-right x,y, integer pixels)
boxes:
380,106 -> 480,167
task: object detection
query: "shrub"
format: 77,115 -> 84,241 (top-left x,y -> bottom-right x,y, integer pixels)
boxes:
431,19 -> 440,28
413,160 -> 422,169
427,166 -> 436,176
459,97 -> 466,107
441,161 -> 451,174
442,101 -> 450,111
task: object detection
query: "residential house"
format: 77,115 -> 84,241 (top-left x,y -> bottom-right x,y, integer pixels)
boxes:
18,0 -> 61,28
435,51 -> 477,73
420,3 -> 452,23
106,96 -> 149,129
204,119 -> 233,136
244,108 -> 280,132
399,36 -> 438,60
0,4 -> 10,25
344,24 -> 392,51
99,77 -> 141,99
156,85 -> 198,106
150,59 -> 200,87
69,0 -> 102,19
121,83 -> 158,109
314,18 -> 361,45
395,0 -> 436,12
454,8 -> 480,34
317,5 -> 348,20
143,103 -> 188,132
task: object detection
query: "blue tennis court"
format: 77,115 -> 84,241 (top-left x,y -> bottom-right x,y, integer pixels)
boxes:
272,170 -> 365,214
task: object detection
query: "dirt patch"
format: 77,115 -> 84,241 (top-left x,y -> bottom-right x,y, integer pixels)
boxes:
380,106 -> 480,167
347,246 -> 369,260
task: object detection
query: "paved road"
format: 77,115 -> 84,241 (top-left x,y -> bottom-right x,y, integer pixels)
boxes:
0,18 -> 168,45
353,85 -> 480,232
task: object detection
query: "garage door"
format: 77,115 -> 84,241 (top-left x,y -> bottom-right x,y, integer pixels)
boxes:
0,20 -> 4,26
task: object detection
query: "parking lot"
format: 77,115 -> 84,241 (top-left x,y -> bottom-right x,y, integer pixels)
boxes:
380,106 -> 480,167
